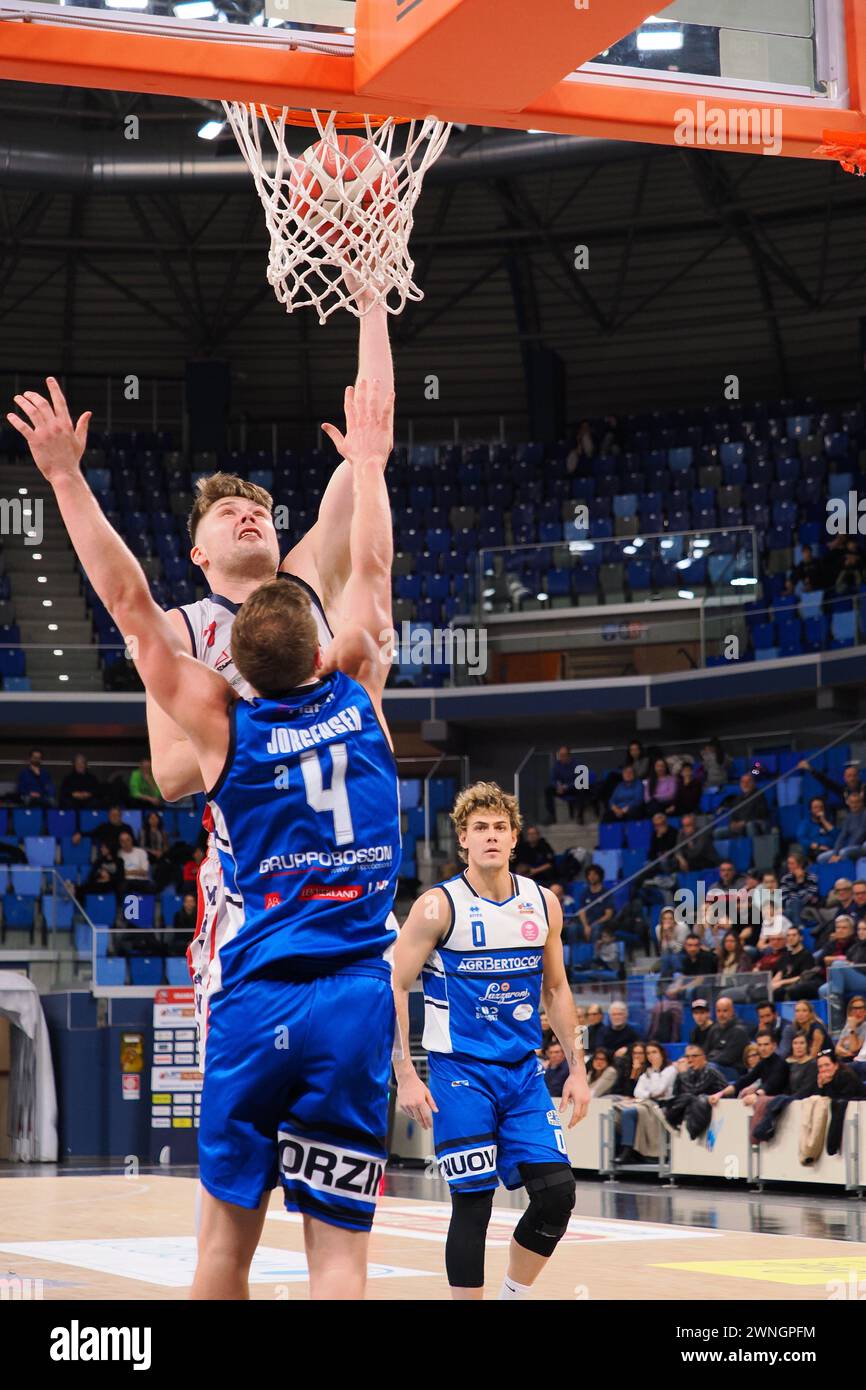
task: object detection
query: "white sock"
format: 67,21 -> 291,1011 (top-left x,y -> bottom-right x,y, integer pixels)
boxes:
498,1275 -> 532,1300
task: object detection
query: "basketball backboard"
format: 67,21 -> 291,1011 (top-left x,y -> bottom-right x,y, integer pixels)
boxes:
0,0 -> 862,161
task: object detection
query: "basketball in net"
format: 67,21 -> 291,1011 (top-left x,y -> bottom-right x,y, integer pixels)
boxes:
289,134 -> 397,246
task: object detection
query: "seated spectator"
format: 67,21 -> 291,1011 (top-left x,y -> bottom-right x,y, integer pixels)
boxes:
577,863 -> 615,942
816,914 -> 856,971
17,748 -> 56,807
585,1004 -> 605,1052
673,813 -> 718,874
656,906 -> 688,969
688,998 -> 714,1049
603,764 -> 646,822
616,1041 -> 679,1163
751,872 -> 781,919
810,1051 -> 866,1156
647,811 -> 677,866
514,825 -> 557,887
182,845 -> 206,887
710,1030 -> 789,1106
791,999 -> 829,1058
716,928 -> 753,984
141,810 -> 173,891
790,543 -> 821,589
699,738 -> 729,789
170,891 -> 197,956
543,1041 -> 570,1097
129,756 -> 162,809
544,746 -> 583,824
625,738 -> 650,782
673,763 -> 703,817
754,1001 -> 794,1057
597,1001 -> 639,1055
609,1041 -> 648,1098
703,996 -> 751,1080
59,753 -> 103,810
795,796 -> 836,859
117,829 -> 153,888
81,841 -> 123,897
742,1040 -> 760,1072
835,551 -> 863,595
588,1047 -> 617,1095
590,925 -> 623,978
644,758 -> 679,817
780,852 -> 819,926
640,813 -> 679,906
771,924 -> 819,1001
658,1045 -> 728,1139
705,860 -> 745,922
666,933 -> 718,995
851,880 -> 866,926
823,920 -> 866,1024
91,805 -> 136,856
817,788 -> 866,863
716,771 -> 770,838
836,994 -> 866,1048
786,1032 -> 818,1095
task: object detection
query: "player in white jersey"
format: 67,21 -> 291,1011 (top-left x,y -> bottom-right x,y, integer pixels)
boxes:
393,782 -> 591,1300
142,298 -> 393,1062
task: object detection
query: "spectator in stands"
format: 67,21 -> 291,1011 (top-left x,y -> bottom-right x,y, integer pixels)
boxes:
609,1041 -> 648,1098
574,419 -> 595,462
817,788 -> 866,863
117,828 -> 153,889
640,813 -> 679,906
699,738 -> 729,789
597,1001 -> 639,1056
647,811 -> 677,865
658,1045 -> 728,1139
717,771 -> 770,838
624,739 -> 651,782
91,805 -> 136,856
577,863 -> 615,942
599,416 -> 622,455
585,1003 -> 605,1052
129,756 -> 162,809
688,999 -> 714,1049
798,758 -> 865,808
754,1001 -> 794,1057
791,544 -> 821,590
750,871 -> 781,919
588,1048 -> 617,1095
170,891 -> 197,956
544,746 -> 580,823
815,914 -> 856,972
656,906 -> 688,970
710,1030 -> 789,1106
814,1050 -> 866,1130
771,924 -> 819,1001
835,995 -> 866,1049
514,825 -> 557,887
59,753 -> 102,810
716,928 -> 753,985
786,1032 -> 818,1094
851,880 -> 866,925
543,1041 -> 570,1097
617,1041 -> 678,1163
780,852 -> 820,926
823,923 -> 866,1024
603,764 -> 645,823
742,1040 -> 760,1069
141,810 -> 172,891
834,551 -> 863,595
673,763 -> 703,818
182,844 -> 205,887
17,749 -> 55,807
795,796 -> 836,859
644,758 -> 679,817
705,859 -> 745,921
673,813 -> 718,874
703,997 -> 751,1080
667,933 -> 718,992
791,999 -> 828,1058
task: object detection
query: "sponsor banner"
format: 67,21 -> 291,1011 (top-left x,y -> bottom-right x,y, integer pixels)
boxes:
121,1075 -> 140,1102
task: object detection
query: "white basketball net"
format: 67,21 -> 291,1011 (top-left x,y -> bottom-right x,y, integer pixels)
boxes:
222,105 -> 452,323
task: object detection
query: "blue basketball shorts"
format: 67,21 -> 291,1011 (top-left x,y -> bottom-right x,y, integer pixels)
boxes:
427,1051 -> 569,1192
199,964 -> 394,1232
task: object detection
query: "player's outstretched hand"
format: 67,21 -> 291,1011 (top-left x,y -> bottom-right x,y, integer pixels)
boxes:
7,377 -> 91,484
397,1072 -> 439,1131
560,1072 -> 591,1129
321,378 -> 394,470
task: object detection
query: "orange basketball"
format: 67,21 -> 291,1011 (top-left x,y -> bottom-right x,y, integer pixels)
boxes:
289,134 -> 396,245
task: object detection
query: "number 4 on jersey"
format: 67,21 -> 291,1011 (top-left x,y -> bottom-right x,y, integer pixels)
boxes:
299,744 -> 355,846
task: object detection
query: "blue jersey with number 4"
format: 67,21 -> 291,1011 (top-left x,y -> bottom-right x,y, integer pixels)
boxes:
208,671 -> 400,989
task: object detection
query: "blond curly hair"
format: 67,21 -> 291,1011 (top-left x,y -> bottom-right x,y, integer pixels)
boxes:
450,781 -> 523,863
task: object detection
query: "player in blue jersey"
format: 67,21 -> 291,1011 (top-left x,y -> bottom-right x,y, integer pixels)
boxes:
393,781 -> 591,1300
11,375 -> 399,1301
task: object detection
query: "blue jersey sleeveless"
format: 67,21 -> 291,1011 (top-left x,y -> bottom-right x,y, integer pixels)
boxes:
208,670 -> 400,990
422,871 -> 549,1064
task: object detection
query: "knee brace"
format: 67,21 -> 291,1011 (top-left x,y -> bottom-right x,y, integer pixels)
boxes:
513,1163 -> 576,1259
445,1188 -> 495,1288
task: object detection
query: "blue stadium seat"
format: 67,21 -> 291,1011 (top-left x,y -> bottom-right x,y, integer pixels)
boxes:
129,958 -> 164,986
12,808 -> 45,838
816,860 -> 857,895
166,958 -> 191,986
94,958 -> 127,987
47,810 -> 77,838
24,836 -> 56,868
85,894 -> 117,927
120,893 -> 155,928
3,894 -> 34,930
11,866 -> 43,897
61,836 -> 93,866
42,897 -> 75,930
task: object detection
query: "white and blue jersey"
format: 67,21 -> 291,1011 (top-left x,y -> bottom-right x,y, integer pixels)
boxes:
423,871 -> 548,1063
208,669 -> 400,990
422,871 -> 569,1192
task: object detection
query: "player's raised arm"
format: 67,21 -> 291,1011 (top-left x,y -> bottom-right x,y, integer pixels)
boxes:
318,378 -> 395,719
540,886 -> 591,1127
392,888 -> 449,1129
9,378 -> 232,781
281,297 -> 393,618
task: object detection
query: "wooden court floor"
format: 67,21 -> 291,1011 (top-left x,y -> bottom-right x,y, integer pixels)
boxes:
1,1173 -> 864,1300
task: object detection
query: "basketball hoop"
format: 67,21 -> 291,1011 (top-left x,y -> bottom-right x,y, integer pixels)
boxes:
222,104 -> 452,323
815,129 -> 866,176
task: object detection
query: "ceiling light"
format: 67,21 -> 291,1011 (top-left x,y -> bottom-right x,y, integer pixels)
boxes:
623,545 -> 637,556
632,537 -> 644,548
731,576 -> 758,587
197,120 -> 225,141
37,575 -> 47,583
42,600 -> 52,608
678,590 -> 695,600
636,29 -> 684,50
48,623 -> 58,631
31,553 -> 41,560
660,538 -> 674,550
18,487 -> 27,495
537,591 -> 549,601
53,649 -> 63,656
675,558 -> 692,570
59,674 -> 69,682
